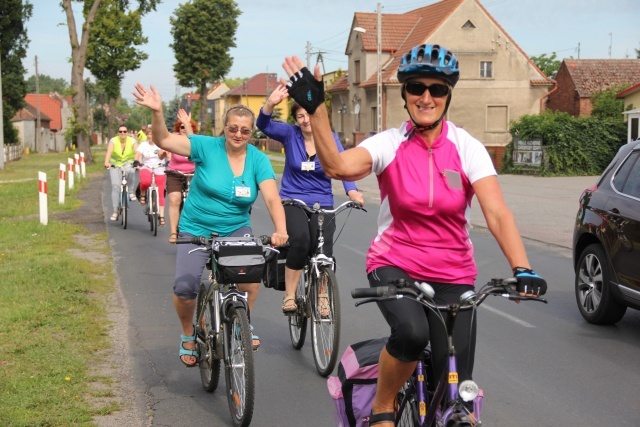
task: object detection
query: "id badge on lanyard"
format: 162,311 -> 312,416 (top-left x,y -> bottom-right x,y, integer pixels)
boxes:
235,185 -> 251,198
301,161 -> 315,171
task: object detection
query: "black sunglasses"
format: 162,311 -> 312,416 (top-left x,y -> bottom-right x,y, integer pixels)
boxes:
404,81 -> 450,98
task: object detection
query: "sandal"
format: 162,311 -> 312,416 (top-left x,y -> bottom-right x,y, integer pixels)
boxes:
318,293 -> 330,317
369,411 -> 395,426
139,195 -> 146,205
250,325 -> 260,352
169,233 -> 177,244
179,330 -> 198,368
282,295 -> 297,314
159,217 -> 166,227
110,212 -> 118,221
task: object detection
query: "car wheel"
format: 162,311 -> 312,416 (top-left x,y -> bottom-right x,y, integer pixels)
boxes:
575,243 -> 626,325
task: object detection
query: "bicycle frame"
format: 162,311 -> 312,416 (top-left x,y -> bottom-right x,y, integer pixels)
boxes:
352,278 -> 547,427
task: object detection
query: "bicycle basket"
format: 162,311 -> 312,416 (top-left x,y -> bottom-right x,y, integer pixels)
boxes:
215,240 -> 265,284
263,246 -> 288,291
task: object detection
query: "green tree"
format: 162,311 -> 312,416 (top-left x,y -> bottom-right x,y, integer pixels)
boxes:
25,74 -> 70,94
0,0 -> 33,149
591,85 -> 629,120
224,77 -> 248,89
61,0 -> 158,163
86,0 -> 149,138
164,97 -> 180,131
170,0 -> 241,135
531,52 -> 562,79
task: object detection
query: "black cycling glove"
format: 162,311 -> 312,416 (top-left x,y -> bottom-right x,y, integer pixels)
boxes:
132,160 -> 141,168
513,267 -> 547,295
286,67 -> 325,114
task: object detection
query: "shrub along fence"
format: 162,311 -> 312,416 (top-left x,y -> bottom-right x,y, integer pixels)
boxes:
503,111 -> 627,176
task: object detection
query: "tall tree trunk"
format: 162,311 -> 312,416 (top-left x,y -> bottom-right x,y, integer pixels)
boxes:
62,0 -> 102,164
199,81 -> 210,135
107,97 -> 116,137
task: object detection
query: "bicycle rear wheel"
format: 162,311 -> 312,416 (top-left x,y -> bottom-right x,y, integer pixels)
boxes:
310,266 -> 340,376
224,305 -> 255,427
151,189 -> 158,236
396,385 -> 420,427
197,285 -> 221,392
288,268 -> 308,349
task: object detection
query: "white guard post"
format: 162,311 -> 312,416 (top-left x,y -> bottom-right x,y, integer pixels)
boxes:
59,163 -> 66,204
68,158 -> 75,190
79,152 -> 86,178
74,154 -> 80,181
38,172 -> 48,225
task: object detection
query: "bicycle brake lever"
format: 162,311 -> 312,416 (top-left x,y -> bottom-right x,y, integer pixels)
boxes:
188,247 -> 208,255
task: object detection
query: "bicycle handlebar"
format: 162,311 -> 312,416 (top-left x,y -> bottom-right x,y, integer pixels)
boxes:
175,234 -> 289,251
282,198 -> 367,214
351,278 -> 547,309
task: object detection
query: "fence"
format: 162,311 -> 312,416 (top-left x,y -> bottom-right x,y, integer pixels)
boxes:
3,145 -> 22,163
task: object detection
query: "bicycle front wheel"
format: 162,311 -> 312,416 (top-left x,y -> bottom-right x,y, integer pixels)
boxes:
197,285 -> 221,392
121,186 -> 128,229
288,269 -> 308,349
151,189 -> 158,236
224,305 -> 255,427
310,266 -> 340,376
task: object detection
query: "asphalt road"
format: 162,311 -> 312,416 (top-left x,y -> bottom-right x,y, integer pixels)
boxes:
99,173 -> 640,427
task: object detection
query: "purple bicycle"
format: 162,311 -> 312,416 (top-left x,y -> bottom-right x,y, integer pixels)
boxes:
351,277 -> 547,426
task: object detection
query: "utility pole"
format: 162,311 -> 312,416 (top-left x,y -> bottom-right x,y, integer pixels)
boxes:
608,33 -> 612,58
577,42 -> 581,59
0,52 -> 4,170
306,41 -> 312,69
316,51 -> 326,75
376,2 -> 382,133
35,55 -> 43,153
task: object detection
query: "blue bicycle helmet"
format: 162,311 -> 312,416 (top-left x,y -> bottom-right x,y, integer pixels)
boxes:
397,44 -> 460,87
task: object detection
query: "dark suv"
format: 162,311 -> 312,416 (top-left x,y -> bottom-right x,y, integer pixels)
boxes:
573,139 -> 640,324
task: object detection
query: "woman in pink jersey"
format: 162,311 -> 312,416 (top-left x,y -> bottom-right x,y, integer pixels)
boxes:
280,44 -> 547,425
165,111 -> 198,243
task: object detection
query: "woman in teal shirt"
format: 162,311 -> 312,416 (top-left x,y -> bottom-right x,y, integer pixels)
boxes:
133,83 -> 288,366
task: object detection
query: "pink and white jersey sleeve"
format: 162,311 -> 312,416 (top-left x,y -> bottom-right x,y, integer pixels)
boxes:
358,121 -> 496,285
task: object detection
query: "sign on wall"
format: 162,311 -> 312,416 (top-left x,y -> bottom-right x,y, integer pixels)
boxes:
513,138 -> 543,166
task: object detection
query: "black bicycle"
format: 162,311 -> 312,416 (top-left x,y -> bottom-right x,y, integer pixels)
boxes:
177,234 -> 276,427
352,278 -> 547,426
282,198 -> 366,377
109,163 -> 132,229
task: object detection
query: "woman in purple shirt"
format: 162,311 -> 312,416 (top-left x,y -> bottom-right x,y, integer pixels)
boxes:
258,85 -> 364,314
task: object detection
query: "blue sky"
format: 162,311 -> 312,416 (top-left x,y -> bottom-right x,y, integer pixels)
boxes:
24,0 -> 640,101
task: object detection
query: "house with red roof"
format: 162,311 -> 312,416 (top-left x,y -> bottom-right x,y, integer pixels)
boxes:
222,73 -> 290,134
547,59 -> 640,117
617,82 -> 640,142
11,92 -> 73,152
327,0 -> 553,167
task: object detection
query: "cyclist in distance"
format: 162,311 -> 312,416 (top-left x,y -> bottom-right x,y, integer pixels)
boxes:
257,89 -> 364,314
135,127 -> 168,226
165,110 -> 198,244
280,44 -> 547,426
133,83 -> 289,366
104,125 -> 139,221
136,124 -> 148,143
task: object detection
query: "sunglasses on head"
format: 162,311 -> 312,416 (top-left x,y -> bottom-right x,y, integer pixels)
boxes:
226,125 -> 252,136
404,81 -> 450,98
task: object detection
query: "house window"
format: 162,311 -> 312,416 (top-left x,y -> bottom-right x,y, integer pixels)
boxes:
371,106 -> 377,133
631,117 -> 639,141
354,60 -> 361,84
462,20 -> 476,29
480,61 -> 493,78
486,105 -> 508,132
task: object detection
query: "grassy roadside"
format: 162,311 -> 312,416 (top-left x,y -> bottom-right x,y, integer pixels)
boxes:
0,147 -> 116,426
0,145 -> 285,425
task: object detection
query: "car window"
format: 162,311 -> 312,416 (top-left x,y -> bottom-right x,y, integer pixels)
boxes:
621,153 -> 640,198
612,151 -> 640,198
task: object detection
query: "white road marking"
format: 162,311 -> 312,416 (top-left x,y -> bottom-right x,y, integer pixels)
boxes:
481,304 -> 536,328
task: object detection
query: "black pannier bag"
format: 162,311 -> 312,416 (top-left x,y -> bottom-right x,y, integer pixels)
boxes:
216,241 -> 265,284
263,246 -> 288,291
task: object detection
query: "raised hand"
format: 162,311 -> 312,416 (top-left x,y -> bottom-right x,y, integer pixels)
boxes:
133,84 -> 162,112
266,85 -> 289,108
177,109 -> 191,125
280,56 -> 324,114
